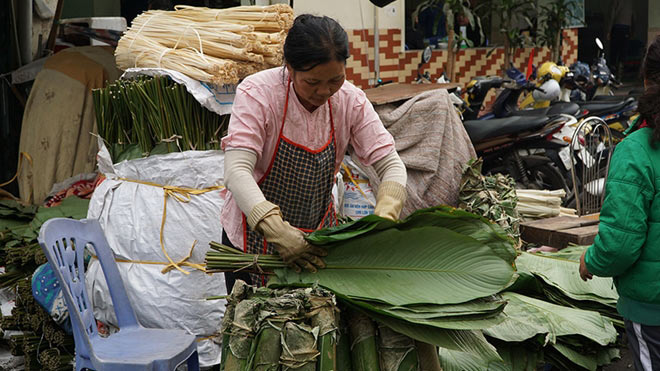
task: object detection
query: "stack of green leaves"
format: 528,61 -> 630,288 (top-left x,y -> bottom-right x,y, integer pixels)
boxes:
436,246 -> 621,371
209,206 -> 622,370
208,206 -> 518,362
0,200 -> 37,249
92,75 -> 229,163
513,247 -> 621,326
0,197 -> 90,288
458,158 -> 520,242
437,291 -> 619,371
0,198 -> 87,370
4,279 -> 74,371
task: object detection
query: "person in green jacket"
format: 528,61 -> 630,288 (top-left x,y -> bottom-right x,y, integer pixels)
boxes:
579,35 -> 660,370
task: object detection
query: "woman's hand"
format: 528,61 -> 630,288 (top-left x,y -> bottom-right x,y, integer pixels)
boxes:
256,213 -> 327,273
579,251 -> 593,281
374,181 -> 407,220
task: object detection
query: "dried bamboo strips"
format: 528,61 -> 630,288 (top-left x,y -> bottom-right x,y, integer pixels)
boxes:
173,4 -> 294,32
115,4 -> 291,85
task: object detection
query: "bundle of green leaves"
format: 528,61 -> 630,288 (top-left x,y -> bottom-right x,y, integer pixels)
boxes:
0,197 -> 89,288
208,206 -> 621,370
458,158 -> 520,242
209,206 -> 518,361
514,247 -> 620,325
437,246 -> 621,371
92,75 -> 229,163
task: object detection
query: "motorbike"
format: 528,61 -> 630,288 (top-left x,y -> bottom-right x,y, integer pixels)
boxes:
518,39 -> 639,141
411,48 -> 573,197
462,113 -> 571,193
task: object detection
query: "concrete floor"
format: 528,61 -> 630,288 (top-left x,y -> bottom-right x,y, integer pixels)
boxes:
602,333 -> 635,371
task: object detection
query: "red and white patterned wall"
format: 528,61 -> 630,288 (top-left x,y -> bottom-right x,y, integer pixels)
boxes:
346,28 -> 579,91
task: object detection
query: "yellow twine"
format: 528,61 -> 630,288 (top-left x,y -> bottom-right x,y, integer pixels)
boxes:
196,334 -> 220,343
89,240 -> 206,273
340,162 -> 376,208
117,177 -> 224,274
0,152 -> 33,188
0,152 -> 33,204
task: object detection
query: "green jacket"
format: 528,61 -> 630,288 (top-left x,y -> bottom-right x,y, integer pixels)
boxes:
585,127 -> 660,325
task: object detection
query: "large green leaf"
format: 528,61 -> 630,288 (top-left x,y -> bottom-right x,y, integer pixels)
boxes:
438,341 -> 544,371
438,347 -> 490,371
278,226 -> 515,306
550,342 -> 597,371
515,252 -> 618,304
400,207 -> 516,265
484,292 -> 617,346
488,340 -> 545,371
349,296 -> 507,330
307,206 -> 517,265
367,307 -> 502,362
385,297 -> 506,317
536,245 -> 588,261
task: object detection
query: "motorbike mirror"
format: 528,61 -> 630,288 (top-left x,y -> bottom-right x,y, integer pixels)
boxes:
421,46 -> 432,65
595,38 -> 603,50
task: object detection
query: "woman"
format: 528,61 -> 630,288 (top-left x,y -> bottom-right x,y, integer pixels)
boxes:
220,14 -> 407,289
579,35 -> 660,370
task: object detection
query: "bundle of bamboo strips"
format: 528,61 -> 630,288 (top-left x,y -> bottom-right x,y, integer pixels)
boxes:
173,5 -> 294,32
115,4 -> 291,85
516,189 -> 577,219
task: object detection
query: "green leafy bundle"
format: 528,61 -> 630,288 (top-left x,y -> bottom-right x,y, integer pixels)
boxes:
208,206 -> 517,360
0,197 -> 90,288
0,198 -> 88,370
458,158 -> 520,242
436,247 -> 621,371
92,75 -> 229,163
514,247 -> 621,326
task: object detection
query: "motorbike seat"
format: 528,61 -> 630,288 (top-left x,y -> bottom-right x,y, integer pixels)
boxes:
463,116 -> 549,143
592,95 -> 625,102
509,102 -> 580,118
510,108 -> 549,117
547,102 -> 581,116
580,100 -> 628,116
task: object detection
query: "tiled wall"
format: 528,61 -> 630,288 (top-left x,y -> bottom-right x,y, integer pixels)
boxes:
346,28 -> 580,91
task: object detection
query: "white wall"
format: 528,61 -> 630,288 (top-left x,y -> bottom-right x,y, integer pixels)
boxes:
293,0 -> 405,31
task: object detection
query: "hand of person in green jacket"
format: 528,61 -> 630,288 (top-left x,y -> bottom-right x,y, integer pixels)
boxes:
579,251 -> 593,281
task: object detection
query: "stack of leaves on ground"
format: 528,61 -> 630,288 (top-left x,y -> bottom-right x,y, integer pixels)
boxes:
513,246 -> 621,326
208,206 -> 518,366
3,279 -> 74,371
93,75 -> 229,163
437,289 -> 619,371
436,245 -> 621,371
0,197 -> 89,370
207,206 -> 621,370
0,197 -> 89,288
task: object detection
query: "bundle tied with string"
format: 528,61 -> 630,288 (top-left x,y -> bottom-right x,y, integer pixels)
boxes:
115,4 -> 292,85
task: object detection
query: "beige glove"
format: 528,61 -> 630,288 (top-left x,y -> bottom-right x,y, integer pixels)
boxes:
373,181 -> 407,220
249,201 -> 327,272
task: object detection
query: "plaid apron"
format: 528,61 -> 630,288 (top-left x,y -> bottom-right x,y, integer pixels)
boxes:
243,80 -> 338,285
